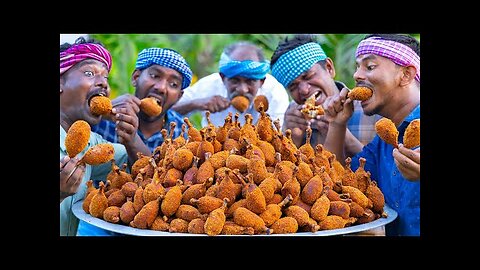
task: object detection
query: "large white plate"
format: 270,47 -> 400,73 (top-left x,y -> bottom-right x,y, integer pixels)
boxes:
72,200 -> 397,236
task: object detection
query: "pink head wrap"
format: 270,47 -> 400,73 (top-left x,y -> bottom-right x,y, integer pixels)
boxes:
60,43 -> 112,75
355,37 -> 420,82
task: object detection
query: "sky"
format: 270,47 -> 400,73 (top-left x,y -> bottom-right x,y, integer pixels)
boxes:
60,34 -> 88,44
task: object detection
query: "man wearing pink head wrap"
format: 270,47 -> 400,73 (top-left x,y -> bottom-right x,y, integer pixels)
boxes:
60,37 -> 147,236
323,34 -> 420,236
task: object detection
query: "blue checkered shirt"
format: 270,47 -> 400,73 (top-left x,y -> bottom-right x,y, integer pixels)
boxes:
91,109 -> 187,153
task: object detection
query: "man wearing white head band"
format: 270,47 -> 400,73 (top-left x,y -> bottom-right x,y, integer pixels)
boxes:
173,41 -> 289,128
270,34 -> 380,154
324,34 -> 420,236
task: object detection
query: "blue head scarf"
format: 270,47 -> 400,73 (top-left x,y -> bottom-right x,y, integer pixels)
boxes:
271,42 -> 327,88
135,48 -> 193,89
218,52 -> 270,80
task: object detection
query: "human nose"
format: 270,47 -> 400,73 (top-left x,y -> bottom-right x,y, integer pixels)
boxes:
237,83 -> 249,94
353,67 -> 365,82
297,81 -> 310,95
95,75 -> 109,90
153,79 -> 168,95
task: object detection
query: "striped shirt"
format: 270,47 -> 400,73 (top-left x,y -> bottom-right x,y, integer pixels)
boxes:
91,109 -> 187,153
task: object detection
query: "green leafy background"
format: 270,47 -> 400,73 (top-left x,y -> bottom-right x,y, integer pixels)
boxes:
89,34 -> 420,129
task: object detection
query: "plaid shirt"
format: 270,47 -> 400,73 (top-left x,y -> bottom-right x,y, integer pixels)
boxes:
91,109 -> 187,153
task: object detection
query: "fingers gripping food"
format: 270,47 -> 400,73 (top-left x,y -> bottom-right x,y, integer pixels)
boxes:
347,87 -> 373,101
140,97 -> 162,117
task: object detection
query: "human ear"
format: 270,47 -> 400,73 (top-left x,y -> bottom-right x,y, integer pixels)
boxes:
400,66 -> 416,86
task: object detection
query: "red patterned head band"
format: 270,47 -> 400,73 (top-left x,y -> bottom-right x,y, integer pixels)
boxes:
60,43 -> 112,75
355,37 -> 420,82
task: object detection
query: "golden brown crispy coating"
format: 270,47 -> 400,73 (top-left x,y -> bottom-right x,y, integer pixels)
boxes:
169,218 -> 189,233
120,200 -> 136,224
151,216 -> 170,231
130,197 -> 160,229
233,207 -> 270,234
375,118 -> 399,148
253,95 -> 269,112
65,120 -> 91,158
328,200 -> 351,219
89,182 -> 108,218
403,119 -> 420,148
175,204 -> 202,221
140,97 -> 162,117
259,194 -> 292,227
365,180 -> 385,214
231,96 -> 250,113
221,221 -> 254,235
121,181 -> 138,198
301,95 -> 325,119
270,217 -> 298,234
310,193 -> 330,222
348,87 -> 373,101
190,196 -> 224,214
188,218 -> 206,234
161,181 -> 183,217
204,198 -> 229,236
103,206 -> 121,223
318,215 -> 353,230
82,143 -> 114,165
107,189 -> 127,207
90,96 -> 112,116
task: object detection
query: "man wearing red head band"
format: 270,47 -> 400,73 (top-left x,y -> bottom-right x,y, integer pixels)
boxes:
59,37 -> 146,236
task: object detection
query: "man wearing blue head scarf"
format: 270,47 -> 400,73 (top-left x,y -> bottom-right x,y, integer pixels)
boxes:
270,34 -> 381,155
80,47 -> 192,236
172,41 -> 289,128
92,47 -> 192,154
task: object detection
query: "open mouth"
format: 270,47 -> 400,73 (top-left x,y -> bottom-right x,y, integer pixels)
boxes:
87,91 -> 107,107
147,95 -> 162,107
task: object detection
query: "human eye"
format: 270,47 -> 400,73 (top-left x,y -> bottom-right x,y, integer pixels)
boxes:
367,64 -> 376,71
84,70 -> 94,77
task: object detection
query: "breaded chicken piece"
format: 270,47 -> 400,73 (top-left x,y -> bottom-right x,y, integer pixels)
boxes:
90,96 -> 112,116
65,120 -> 91,158
301,94 -> 325,119
403,119 -> 420,148
375,118 -> 399,148
253,95 -> 269,112
140,97 -> 162,117
231,96 -> 250,113
82,143 -> 114,165
348,87 -> 373,101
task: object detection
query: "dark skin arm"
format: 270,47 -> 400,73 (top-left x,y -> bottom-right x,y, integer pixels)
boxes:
323,88 -> 354,165
172,95 -> 230,115
283,102 -> 309,147
60,156 -> 86,203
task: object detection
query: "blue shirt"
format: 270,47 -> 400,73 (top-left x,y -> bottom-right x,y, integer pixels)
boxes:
91,109 -> 187,153
351,105 -> 420,236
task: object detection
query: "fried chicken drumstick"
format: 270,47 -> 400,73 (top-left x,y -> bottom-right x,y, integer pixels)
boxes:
90,96 -> 113,116
348,87 -> 373,101
375,118 -> 399,148
140,97 -> 162,117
